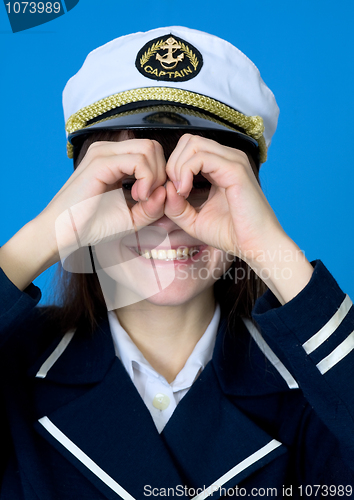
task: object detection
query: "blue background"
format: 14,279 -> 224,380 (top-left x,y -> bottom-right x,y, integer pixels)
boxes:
1,0 -> 353,303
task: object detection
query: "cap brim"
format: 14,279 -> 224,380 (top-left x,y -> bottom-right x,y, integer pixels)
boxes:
69,106 -> 260,165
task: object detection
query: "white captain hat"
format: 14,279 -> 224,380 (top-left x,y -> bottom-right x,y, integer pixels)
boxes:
63,26 -> 279,165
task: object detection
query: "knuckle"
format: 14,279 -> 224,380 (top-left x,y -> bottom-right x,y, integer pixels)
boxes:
232,161 -> 248,180
193,150 -> 207,163
89,156 -> 104,169
87,141 -> 100,151
236,149 -> 249,161
188,134 -> 203,147
146,170 -> 155,180
85,142 -> 100,157
133,153 -> 150,169
93,156 -> 113,172
140,139 -> 156,154
177,133 -> 192,147
135,159 -> 154,179
85,141 -> 108,160
150,139 -> 164,153
87,140 -> 106,152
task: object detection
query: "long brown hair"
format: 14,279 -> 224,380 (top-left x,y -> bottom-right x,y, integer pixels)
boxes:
49,129 -> 266,334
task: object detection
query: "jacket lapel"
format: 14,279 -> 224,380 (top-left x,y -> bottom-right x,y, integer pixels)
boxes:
28,316 -> 116,385
34,357 -> 190,500
162,361 -> 286,499
31,315 -> 289,500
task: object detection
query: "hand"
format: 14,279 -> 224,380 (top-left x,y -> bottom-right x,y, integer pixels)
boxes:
0,139 -> 168,291
40,139 -> 168,259
163,134 -> 314,304
164,134 -> 285,263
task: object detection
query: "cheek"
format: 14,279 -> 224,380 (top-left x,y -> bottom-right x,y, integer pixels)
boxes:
183,248 -> 234,286
93,239 -> 126,269
214,254 -> 234,282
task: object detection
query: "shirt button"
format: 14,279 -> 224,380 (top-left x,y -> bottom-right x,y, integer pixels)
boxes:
152,393 -> 170,410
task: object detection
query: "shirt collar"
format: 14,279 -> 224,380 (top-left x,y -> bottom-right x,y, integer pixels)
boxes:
108,304 -> 220,392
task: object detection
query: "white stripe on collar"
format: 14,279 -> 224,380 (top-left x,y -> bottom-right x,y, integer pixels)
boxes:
191,439 -> 282,500
38,416 -> 135,500
242,318 -> 299,390
39,415 -> 282,500
36,330 -> 75,379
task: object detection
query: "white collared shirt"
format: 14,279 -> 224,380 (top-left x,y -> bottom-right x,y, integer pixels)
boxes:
108,304 -> 220,433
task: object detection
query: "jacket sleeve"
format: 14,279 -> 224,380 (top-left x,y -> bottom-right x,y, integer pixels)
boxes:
252,260 -> 354,468
0,268 -> 43,483
0,267 -> 41,349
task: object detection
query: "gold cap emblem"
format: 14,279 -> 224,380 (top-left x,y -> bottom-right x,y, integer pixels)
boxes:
136,34 -> 203,82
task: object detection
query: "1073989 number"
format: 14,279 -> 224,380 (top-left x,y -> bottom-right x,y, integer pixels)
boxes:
5,2 -> 61,13
298,485 -> 352,496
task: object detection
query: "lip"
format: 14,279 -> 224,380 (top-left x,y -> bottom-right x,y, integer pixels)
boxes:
129,245 -> 199,250
122,229 -> 206,250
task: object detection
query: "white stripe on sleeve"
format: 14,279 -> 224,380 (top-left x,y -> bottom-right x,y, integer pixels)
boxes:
302,295 -> 352,355
243,319 -> 299,389
316,331 -> 354,375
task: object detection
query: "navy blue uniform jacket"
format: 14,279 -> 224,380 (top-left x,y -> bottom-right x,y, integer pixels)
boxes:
1,261 -> 354,499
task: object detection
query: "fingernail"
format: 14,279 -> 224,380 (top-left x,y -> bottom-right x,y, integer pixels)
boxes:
175,181 -> 180,193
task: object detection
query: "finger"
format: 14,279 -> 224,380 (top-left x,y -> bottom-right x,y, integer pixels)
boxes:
165,133 -> 194,189
130,185 -> 166,228
165,133 -> 193,182
93,139 -> 166,200
79,139 -> 165,169
144,140 -> 167,198
63,139 -> 166,197
166,134 -> 249,189
58,153 -> 158,210
164,181 -> 199,238
51,140 -> 140,202
109,153 -> 158,201
177,152 -> 249,197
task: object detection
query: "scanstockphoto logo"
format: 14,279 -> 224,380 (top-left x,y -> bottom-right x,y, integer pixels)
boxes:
3,0 -> 79,32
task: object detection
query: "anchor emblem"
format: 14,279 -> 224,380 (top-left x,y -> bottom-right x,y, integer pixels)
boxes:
136,34 -> 203,82
156,37 -> 184,70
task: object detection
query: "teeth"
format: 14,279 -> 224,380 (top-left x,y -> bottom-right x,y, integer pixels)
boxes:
141,250 -> 151,259
134,246 -> 200,260
167,249 -> 176,259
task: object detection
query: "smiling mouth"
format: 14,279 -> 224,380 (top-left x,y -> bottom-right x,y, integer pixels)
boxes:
131,246 -> 202,261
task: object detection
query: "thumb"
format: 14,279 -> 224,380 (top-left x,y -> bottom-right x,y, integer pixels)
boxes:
130,185 -> 166,228
164,181 -> 198,236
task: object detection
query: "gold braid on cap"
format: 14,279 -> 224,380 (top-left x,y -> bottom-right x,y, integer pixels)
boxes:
66,87 -> 267,162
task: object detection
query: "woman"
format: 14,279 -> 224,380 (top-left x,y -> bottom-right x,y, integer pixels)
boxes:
0,26 -> 353,499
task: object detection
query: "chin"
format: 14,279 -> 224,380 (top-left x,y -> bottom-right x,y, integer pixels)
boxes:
95,248 -> 231,310
140,279 -> 212,307
143,292 -> 194,307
